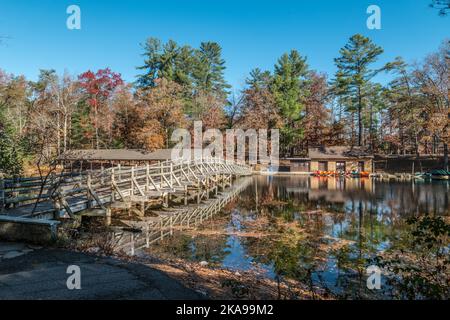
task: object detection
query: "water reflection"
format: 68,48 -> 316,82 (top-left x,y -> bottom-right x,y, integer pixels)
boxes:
150,176 -> 449,298
265,175 -> 449,216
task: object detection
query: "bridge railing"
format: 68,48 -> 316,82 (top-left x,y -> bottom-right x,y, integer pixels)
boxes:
0,172 -> 88,213
0,157 -> 252,215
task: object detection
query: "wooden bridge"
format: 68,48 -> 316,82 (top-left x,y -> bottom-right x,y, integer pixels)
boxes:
0,158 -> 252,242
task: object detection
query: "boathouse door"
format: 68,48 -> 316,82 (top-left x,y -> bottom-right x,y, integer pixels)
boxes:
318,161 -> 328,171
336,161 -> 346,173
358,161 -> 365,172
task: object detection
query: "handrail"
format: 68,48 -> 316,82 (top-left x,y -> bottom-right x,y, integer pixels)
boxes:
0,158 -> 252,213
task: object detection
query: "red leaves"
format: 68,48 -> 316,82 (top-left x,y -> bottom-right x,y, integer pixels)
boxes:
78,68 -> 124,107
77,68 -> 124,147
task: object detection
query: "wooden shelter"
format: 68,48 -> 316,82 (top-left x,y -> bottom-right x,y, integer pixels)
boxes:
308,146 -> 374,173
59,149 -> 177,171
280,146 -> 374,173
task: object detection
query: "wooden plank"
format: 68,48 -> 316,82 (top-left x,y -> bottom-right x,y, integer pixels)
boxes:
0,214 -> 59,224
80,208 -> 107,217
129,195 -> 149,202
153,211 -> 178,217
147,190 -> 163,197
110,201 -> 132,209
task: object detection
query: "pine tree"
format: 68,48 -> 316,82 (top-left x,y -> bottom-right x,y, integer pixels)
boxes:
136,38 -> 163,88
334,34 -> 391,147
193,42 -> 230,97
246,68 -> 272,90
174,45 -> 195,91
271,50 -> 309,155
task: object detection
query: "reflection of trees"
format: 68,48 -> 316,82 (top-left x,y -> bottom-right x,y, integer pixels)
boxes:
153,234 -> 193,260
189,235 -> 230,264
331,202 -> 411,298
238,197 -> 332,297
155,175 -> 449,298
242,177 -> 417,297
155,230 -> 232,265
270,236 -> 320,297
237,176 -> 448,298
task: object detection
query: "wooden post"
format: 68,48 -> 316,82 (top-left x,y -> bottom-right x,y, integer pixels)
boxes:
164,193 -> 169,207
53,199 -> 62,220
87,174 -> 92,209
106,207 -> 111,226
140,201 -> 145,217
100,164 -> 105,185
131,166 -> 135,196
111,169 -> 115,203
146,163 -> 150,192
130,233 -> 135,256
160,161 -> 164,187
146,224 -> 150,248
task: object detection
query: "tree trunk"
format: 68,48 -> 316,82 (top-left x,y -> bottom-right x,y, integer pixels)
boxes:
63,114 -> 68,153
56,114 -> 61,156
358,106 -> 363,146
369,103 -> 374,151
95,105 -> 99,150
357,87 -> 363,146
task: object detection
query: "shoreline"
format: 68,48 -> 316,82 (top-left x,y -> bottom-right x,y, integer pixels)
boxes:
0,240 -> 327,300
132,252 -> 330,300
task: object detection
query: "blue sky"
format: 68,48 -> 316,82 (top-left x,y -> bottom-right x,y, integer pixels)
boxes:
0,0 -> 448,91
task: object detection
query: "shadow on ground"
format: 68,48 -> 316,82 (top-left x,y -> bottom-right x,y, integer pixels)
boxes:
0,243 -> 204,300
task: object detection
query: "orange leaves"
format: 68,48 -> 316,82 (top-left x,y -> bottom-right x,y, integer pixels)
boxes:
136,119 -> 165,151
239,87 -> 281,130
112,78 -> 188,150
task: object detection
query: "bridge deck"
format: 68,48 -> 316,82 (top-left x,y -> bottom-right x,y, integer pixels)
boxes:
1,158 -> 252,220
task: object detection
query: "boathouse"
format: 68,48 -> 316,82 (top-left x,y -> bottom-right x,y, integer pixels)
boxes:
308,146 -> 374,173
281,146 -> 374,173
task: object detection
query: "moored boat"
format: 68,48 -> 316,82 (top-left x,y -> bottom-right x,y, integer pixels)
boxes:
429,169 -> 450,180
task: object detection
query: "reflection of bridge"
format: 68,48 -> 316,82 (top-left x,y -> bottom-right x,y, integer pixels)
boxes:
113,176 -> 252,255
0,158 -> 252,241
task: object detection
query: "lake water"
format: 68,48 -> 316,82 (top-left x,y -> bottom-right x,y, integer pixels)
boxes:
149,175 -> 450,298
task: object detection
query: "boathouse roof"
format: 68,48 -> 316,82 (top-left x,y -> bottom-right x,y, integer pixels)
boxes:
59,148 -> 211,162
308,146 -> 373,160
59,149 -> 176,162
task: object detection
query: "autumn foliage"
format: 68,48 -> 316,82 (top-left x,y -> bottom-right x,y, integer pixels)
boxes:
0,36 -> 448,176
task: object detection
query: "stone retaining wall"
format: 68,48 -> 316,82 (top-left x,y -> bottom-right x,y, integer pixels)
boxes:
0,216 -> 59,243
